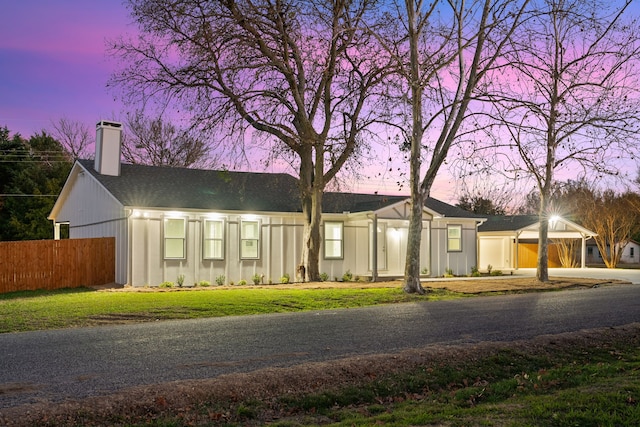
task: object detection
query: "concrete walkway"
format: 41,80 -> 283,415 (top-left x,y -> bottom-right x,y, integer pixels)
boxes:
511,267 -> 639,284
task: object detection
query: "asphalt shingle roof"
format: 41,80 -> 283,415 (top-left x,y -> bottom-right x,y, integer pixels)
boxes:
80,160 -> 301,212
478,215 -> 539,232
78,159 -> 480,218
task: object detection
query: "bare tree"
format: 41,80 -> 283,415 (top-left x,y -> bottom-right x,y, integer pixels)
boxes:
551,238 -> 580,267
50,117 -> 93,160
109,0 -> 390,281
122,110 -> 213,168
377,0 -> 528,293
574,189 -> 640,268
456,176 -> 519,215
479,0 -> 640,281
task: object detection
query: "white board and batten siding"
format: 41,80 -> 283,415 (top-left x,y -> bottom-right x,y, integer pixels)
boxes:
126,210 -> 440,287
129,211 -> 308,286
51,163 -> 129,284
430,218 -> 479,277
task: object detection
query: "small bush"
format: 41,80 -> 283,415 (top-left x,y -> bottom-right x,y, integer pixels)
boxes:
342,270 -> 353,282
470,266 -> 481,277
198,280 -> 211,287
238,279 -> 247,286
487,264 -> 493,274
280,273 -> 290,284
176,274 -> 185,287
320,272 -> 329,282
159,281 -> 174,288
215,275 -> 225,286
444,268 -> 454,277
421,267 -> 429,275
252,273 -> 262,285
490,270 -> 503,276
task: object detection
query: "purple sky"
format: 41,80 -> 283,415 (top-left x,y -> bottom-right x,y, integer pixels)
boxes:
0,0 -> 131,137
0,0 -> 422,197
1,1 -> 636,201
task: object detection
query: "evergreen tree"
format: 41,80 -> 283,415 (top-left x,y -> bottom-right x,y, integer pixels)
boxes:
0,127 -> 71,240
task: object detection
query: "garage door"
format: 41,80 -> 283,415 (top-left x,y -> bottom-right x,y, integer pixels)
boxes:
517,243 -> 561,268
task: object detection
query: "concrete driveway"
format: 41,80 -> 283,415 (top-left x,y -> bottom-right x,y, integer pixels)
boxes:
514,267 -> 640,284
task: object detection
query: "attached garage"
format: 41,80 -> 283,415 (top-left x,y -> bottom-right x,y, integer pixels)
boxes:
478,215 -> 596,271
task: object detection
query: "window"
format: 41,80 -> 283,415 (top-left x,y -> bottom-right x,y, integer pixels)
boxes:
324,221 -> 344,259
240,220 -> 260,259
203,219 -> 224,259
631,247 -> 635,258
447,225 -> 462,252
587,247 -> 593,256
164,217 -> 186,259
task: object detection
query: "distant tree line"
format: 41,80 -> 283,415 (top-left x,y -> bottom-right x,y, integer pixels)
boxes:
0,126 -> 72,240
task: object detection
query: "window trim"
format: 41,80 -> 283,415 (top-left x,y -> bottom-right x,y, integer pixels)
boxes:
240,219 -> 261,260
324,221 -> 344,260
447,224 -> 463,253
202,218 -> 225,260
163,217 -> 187,260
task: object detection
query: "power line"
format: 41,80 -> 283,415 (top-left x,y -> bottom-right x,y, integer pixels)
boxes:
0,194 -> 59,197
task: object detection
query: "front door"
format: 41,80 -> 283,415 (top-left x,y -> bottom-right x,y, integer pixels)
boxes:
369,222 -> 387,272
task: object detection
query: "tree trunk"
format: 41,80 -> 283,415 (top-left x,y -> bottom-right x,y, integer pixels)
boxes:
401,0 -> 425,295
403,192 -> 425,294
298,146 -> 322,282
306,188 -> 322,281
537,193 -> 550,282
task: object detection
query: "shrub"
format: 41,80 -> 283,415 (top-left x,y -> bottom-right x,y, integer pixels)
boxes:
487,264 -> 493,274
252,273 -> 262,285
215,275 -> 225,286
176,274 -> 185,287
490,269 -> 503,276
159,281 -> 174,288
421,267 -> 429,275
444,268 -> 454,278
238,279 -> 247,286
320,272 -> 329,282
342,270 -> 353,282
198,280 -> 211,287
470,266 -> 481,277
280,273 -> 290,284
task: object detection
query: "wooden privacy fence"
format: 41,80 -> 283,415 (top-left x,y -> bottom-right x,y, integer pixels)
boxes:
0,237 -> 115,293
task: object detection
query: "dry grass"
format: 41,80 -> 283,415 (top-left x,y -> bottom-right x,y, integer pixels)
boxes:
99,275 -> 627,294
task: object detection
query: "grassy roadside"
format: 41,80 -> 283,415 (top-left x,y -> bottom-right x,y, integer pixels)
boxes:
0,286 -> 468,333
4,324 -> 639,426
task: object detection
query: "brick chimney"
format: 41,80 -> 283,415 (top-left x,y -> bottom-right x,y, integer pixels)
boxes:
94,120 -> 122,176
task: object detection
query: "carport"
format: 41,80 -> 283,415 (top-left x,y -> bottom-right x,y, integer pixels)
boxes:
478,215 -> 597,270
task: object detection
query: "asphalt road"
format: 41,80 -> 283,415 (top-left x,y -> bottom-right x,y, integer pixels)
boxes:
1,284 -> 639,409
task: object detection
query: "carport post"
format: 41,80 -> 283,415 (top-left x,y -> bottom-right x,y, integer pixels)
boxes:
515,232 -> 520,270
581,234 -> 587,268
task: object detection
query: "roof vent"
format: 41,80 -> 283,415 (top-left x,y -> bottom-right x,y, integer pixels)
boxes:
94,120 -> 122,176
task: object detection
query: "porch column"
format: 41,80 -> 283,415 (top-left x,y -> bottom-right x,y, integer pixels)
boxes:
581,234 -> 587,268
53,222 -> 61,240
515,232 -> 520,270
371,214 -> 378,282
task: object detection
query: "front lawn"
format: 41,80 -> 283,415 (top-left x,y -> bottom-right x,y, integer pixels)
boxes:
0,286 -> 466,333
